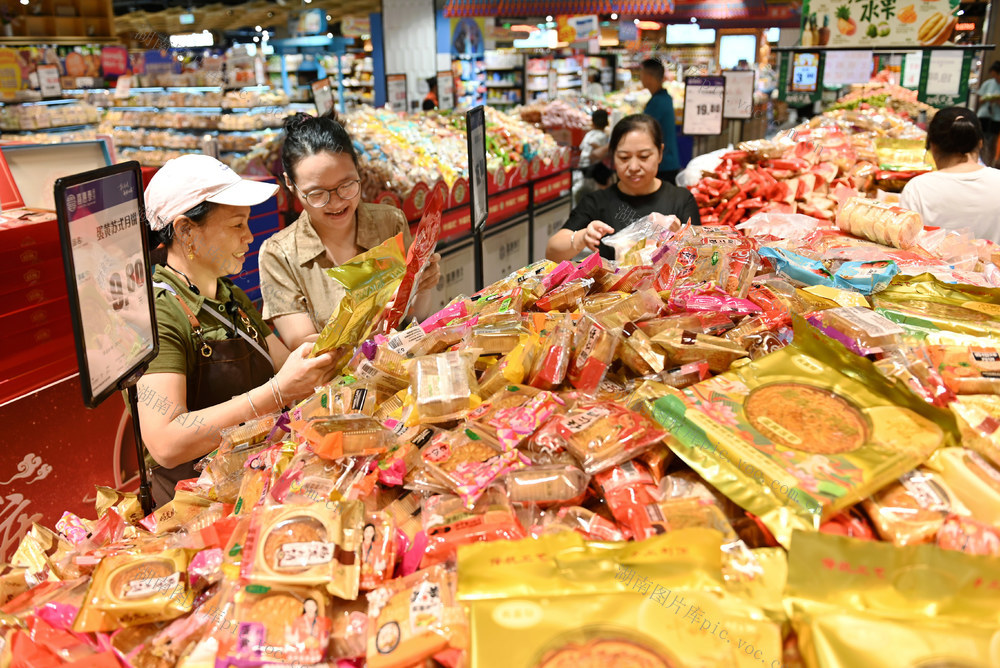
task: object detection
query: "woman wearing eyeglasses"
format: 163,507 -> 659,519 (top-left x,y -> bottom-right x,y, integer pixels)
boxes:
259,113 -> 442,349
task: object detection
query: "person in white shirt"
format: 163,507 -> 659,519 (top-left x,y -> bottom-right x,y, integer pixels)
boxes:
977,62 -> 1000,167
899,106 -> 1000,243
572,109 -> 610,204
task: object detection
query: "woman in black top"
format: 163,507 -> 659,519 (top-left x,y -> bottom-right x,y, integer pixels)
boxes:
546,113 -> 700,262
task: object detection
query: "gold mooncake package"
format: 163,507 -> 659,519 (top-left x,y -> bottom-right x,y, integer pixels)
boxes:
241,501 -> 364,599
458,529 -> 783,668
785,530 -> 1000,668
649,315 -> 956,547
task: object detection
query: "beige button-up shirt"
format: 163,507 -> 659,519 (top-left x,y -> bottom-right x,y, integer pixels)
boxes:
259,203 -> 412,332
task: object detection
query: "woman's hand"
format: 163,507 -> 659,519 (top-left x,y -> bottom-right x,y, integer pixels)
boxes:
577,220 -> 615,252
274,343 -> 338,402
416,253 -> 442,294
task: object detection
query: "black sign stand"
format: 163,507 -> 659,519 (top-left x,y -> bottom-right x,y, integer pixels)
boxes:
55,161 -> 159,516
466,106 -> 488,292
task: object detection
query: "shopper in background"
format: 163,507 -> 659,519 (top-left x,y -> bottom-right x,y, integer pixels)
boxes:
422,76 -> 438,111
899,106 -> 1000,242
976,62 -> 1000,167
572,108 -> 610,204
639,58 -> 682,184
547,113 -> 700,262
140,155 -> 338,507
260,113 -> 441,350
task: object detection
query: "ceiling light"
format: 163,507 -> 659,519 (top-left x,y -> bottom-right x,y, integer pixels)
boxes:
610,13 -> 617,19
633,18 -> 639,24
326,14 -> 331,20
18,0 -> 27,5
255,25 -> 262,31
956,9 -> 964,15
253,36 -> 260,42
267,11 -> 273,17
326,32 -> 333,38
690,17 -> 697,22
546,15 -> 553,21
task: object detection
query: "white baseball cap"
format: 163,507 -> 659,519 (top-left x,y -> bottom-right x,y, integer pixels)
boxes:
144,154 -> 279,231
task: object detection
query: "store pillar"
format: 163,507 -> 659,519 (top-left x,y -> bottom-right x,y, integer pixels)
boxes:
382,0 -> 438,110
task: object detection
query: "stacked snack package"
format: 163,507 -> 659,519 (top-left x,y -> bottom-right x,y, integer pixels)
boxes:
7,188 -> 1000,668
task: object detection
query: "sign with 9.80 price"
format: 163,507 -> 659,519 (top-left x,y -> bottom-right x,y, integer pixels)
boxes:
59,165 -> 156,406
682,76 -> 725,136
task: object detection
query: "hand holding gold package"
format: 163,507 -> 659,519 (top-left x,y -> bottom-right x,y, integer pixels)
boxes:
311,234 -> 407,358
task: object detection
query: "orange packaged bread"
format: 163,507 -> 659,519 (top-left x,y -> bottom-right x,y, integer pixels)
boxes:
924,345 -> 1000,395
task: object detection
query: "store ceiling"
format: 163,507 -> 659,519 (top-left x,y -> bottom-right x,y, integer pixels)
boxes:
113,0 -> 381,37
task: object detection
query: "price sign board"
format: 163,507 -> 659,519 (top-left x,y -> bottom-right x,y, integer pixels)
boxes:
37,64 -> 62,98
466,105 -> 488,232
791,52 -> 820,92
683,76 -> 725,136
919,49 -> 972,107
55,162 -> 157,408
722,70 -> 754,119
437,71 -> 454,111
823,50 -> 874,86
311,77 -> 335,116
902,51 -> 922,89
387,73 -> 408,112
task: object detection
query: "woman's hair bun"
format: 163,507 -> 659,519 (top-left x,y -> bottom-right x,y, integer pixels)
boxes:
283,112 -> 314,133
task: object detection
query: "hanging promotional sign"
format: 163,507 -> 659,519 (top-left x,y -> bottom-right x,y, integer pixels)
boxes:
100,46 -> 129,78
437,71 -> 455,110
799,0 -> 960,48
387,73 -> 408,112
918,49 -> 972,107
683,76 -> 725,136
556,15 -> 599,43
342,16 -> 371,37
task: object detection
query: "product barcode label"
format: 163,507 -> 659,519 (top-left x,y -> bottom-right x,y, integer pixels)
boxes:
351,388 -> 369,411
387,326 -> 428,355
356,359 -> 387,382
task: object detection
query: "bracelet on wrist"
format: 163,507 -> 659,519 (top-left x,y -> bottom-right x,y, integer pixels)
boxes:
246,391 -> 260,419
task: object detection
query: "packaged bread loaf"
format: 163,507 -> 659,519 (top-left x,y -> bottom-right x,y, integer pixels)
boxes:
836,196 -> 922,249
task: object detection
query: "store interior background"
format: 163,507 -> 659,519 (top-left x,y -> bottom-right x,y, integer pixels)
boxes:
0,0 -> 996,561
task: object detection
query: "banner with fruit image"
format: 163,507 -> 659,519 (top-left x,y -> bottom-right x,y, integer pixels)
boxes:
800,0 -> 959,48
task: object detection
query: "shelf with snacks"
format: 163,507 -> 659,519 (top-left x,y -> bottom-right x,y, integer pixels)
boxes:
0,100 -> 100,132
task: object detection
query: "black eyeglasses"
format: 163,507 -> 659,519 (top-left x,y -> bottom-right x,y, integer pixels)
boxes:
290,179 -> 361,207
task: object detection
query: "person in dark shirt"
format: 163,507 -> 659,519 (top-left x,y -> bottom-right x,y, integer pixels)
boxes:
640,58 -> 681,184
546,113 -> 700,262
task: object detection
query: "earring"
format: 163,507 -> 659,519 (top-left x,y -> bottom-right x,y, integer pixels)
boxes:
186,242 -> 194,260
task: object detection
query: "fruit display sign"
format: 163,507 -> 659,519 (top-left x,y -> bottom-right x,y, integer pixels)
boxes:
800,0 -> 960,47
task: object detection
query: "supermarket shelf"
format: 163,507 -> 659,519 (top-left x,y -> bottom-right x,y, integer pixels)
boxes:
486,83 -> 521,89
0,123 -> 93,133
485,67 -> 522,71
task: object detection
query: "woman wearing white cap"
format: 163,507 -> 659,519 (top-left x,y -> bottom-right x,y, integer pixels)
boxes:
140,154 -> 337,507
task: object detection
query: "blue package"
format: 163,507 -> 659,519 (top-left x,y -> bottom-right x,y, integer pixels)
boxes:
758,247 -> 835,288
833,260 -> 899,295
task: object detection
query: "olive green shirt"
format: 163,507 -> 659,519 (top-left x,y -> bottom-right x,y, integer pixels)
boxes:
258,203 -> 412,332
148,265 -> 272,378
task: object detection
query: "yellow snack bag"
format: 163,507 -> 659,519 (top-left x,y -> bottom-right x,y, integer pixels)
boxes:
241,500 -> 364,600
312,233 -> 407,357
73,549 -> 196,632
950,394 -> 1000,469
458,529 -> 783,668
95,486 -> 144,525
785,530 -> 1000,668
649,315 -> 956,547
